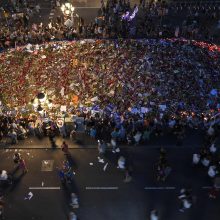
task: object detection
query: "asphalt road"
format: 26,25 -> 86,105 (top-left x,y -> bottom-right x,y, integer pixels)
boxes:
0,146 -> 219,220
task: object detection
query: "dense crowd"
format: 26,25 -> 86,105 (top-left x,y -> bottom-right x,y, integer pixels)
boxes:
0,38 -> 219,154
0,0 -> 220,50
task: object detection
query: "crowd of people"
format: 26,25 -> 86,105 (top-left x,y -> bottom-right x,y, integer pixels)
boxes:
0,0 -> 42,50
0,0 -> 219,50
192,122 -> 220,189
0,109 -> 219,219
0,38 -> 220,145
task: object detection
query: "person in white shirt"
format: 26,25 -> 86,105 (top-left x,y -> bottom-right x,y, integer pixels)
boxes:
69,212 -> 77,220
118,156 -> 126,169
207,126 -> 215,136
182,198 -> 192,209
150,210 -> 159,220
201,156 -> 210,167
0,170 -> 12,185
192,153 -> 200,165
0,170 -> 8,181
210,144 -> 217,154
35,4 -> 41,13
178,188 -> 192,212
69,193 -> 79,208
97,140 -> 106,154
133,131 -> 142,145
208,165 -> 217,178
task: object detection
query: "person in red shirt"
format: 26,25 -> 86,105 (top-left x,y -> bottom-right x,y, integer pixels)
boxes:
19,158 -> 28,174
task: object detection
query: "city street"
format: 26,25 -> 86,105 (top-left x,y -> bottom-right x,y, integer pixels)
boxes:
0,141 -> 219,220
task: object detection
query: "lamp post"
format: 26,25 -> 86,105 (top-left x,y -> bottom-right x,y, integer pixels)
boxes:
32,92 -> 53,116
60,2 -> 75,22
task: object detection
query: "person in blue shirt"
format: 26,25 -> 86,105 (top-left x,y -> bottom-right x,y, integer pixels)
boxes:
90,126 -> 97,138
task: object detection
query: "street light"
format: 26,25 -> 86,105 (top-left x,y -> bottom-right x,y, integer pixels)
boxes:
32,92 -> 53,114
61,3 -> 75,17
60,2 -> 78,28
70,6 -> 75,12
61,5 -> 65,12
65,2 -> 70,8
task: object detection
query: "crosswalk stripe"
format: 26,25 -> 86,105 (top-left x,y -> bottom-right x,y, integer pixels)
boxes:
29,187 -> 61,190
86,187 -> 119,190
144,187 -> 176,190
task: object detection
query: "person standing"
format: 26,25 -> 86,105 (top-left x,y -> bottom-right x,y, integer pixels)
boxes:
111,128 -> 119,153
48,128 -> 56,148
9,129 -> 18,144
70,129 -> 76,142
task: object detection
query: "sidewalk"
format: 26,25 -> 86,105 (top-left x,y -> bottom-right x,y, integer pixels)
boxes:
0,128 -> 206,149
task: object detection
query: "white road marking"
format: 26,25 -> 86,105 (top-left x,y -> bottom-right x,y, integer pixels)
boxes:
202,186 -> 220,189
144,186 -> 220,190
86,187 -> 119,190
29,187 -> 60,190
144,187 -> 176,190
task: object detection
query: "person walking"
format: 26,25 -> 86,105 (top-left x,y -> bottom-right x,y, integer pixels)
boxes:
63,160 -> 73,184
97,140 -> 107,154
61,141 -> 70,155
124,168 -> 132,183
19,158 -> 28,174
69,193 -> 79,208
178,188 -> 193,212
57,166 -> 65,184
70,129 -> 76,142
13,152 -> 21,166
208,186 -> 219,199
124,154 -> 133,183
48,128 -> 56,148
0,170 -> 12,185
69,211 -> 77,220
0,195 -> 5,220
150,210 -> 159,220
117,156 -> 126,169
156,147 -> 168,181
